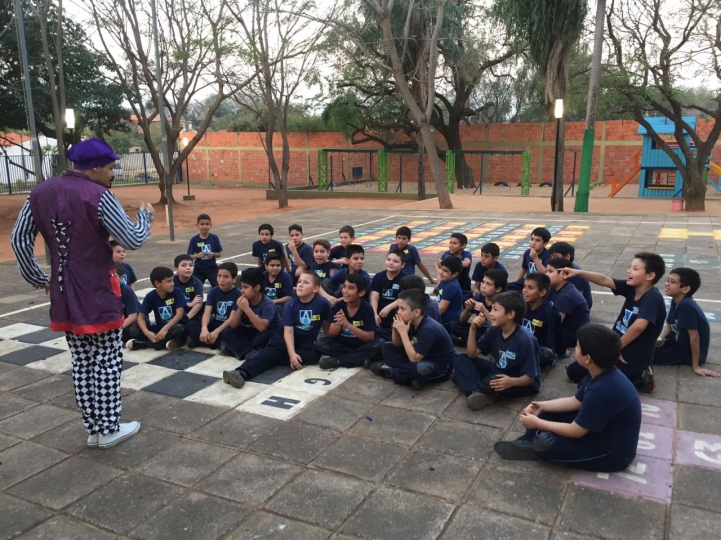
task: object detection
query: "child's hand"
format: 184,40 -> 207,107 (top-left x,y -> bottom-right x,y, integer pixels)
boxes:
490,374 -> 514,391
290,353 -> 303,370
473,301 -> 483,313
327,296 -> 338,307
156,328 -> 168,341
237,296 -> 249,311
392,314 -> 410,335
519,410 -> 541,429
530,249 -> 540,261
558,268 -> 579,280
523,402 -> 542,416
147,332 -> 158,343
428,277 -> 436,285
375,313 -> 382,327
200,329 -> 209,343
192,295 -> 202,306
334,310 -> 347,326
655,337 -> 665,348
207,331 -> 219,345
464,298 -> 476,310
470,314 -> 485,329
379,306 -> 392,318
694,367 -> 720,378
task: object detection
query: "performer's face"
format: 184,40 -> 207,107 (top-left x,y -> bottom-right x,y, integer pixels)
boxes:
88,162 -> 116,188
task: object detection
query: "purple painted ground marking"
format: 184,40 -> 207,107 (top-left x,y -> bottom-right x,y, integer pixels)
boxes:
639,397 -> 677,429
675,430 -> 721,471
637,423 -> 675,461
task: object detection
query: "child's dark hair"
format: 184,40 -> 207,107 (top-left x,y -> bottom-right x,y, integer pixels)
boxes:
289,223 -> 303,234
400,274 -> 426,292
240,267 -> 265,290
218,261 -> 239,279
669,267 -> 701,296
484,268 -> 507,290
635,252 -> 665,284
481,242 -> 500,258
576,323 -> 622,369
345,272 -> 367,293
258,223 -> 274,236
115,263 -> 125,277
548,241 -> 575,261
339,225 -> 355,237
450,232 -> 468,246
110,239 -> 120,248
313,239 -> 331,251
150,266 -> 174,286
547,258 -> 573,271
301,270 -> 321,287
396,226 -> 412,239
531,227 -> 551,244
265,253 -> 283,265
525,273 -> 550,293
388,248 -> 406,264
492,291 -> 526,324
439,255 -> 462,275
197,213 -> 211,223
399,289 -> 427,316
346,244 -> 365,257
174,254 -> 193,267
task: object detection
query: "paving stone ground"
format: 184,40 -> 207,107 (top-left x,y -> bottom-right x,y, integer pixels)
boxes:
1,206 -> 721,540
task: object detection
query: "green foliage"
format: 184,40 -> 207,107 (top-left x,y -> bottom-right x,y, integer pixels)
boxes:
104,130 -> 134,154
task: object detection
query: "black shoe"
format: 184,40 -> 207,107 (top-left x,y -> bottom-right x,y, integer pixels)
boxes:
125,339 -> 146,351
362,357 -> 375,369
466,391 -> 496,411
185,336 -> 199,349
638,366 -> 656,393
450,371 -> 457,385
222,370 -> 246,389
451,335 -> 466,347
494,439 -> 540,461
411,379 -> 425,391
319,357 -> 340,370
219,342 -> 232,357
370,362 -> 392,379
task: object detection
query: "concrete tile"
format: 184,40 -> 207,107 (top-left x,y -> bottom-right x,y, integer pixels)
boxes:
343,487 -> 454,540
0,404 -> 77,439
83,428 -> 180,469
226,511 -> 331,540
148,349 -> 214,370
387,450 -> 481,502
138,439 -> 237,487
0,393 -> 36,421
143,371 -> 220,399
250,421 -> 339,464
0,494 -> 51,540
561,486 -> 666,540
311,433 -> 407,482
37,335 -> 70,350
669,504 -> 721,540
0,441 -> 68,489
120,364 -> 176,391
678,403 -> 721,436
185,354 -> 241,378
294,396 -> 371,431
14,516 -> 118,540
0,366 -> 53,392
266,470 -> 372,529
678,373 -> 721,407
673,465 -> 721,512
440,504 -> 551,540
0,433 -> 20,452
14,328 -> 64,345
0,345 -> 65,366
0,324 -> 46,340
142,399 -> 226,435
8,457 -> 122,510
129,491 -> 250,540
190,409 -> 282,449
25,352 -> 73,374
0,341 -> 34,357
185,380 -> 265,408
0,361 -> 20,375
349,405 -> 434,445
68,473 -> 186,535
196,453 -> 301,504
416,419 -> 502,462
118,390 -> 176,421
380,385 -> 457,415
30,419 -> 92,454
328,374 -> 395,403
11,375 -> 73,403
442,393 -> 524,429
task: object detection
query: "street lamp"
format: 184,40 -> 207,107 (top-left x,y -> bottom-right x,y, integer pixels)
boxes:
65,108 -> 75,130
551,99 -> 564,212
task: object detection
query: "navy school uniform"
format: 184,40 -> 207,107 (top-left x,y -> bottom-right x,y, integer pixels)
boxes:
438,277 -> 464,326
311,260 -> 339,280
329,244 -> 349,267
329,268 -> 372,297
426,297 -> 442,323
381,315 -> 455,386
453,324 -> 540,398
567,280 -> 666,386
523,301 -> 565,358
390,243 -> 422,275
252,239 -> 285,266
440,250 -> 473,293
569,262 -> 593,309
286,242 -> 313,283
522,367 -> 641,472
187,233 -> 223,287
139,287 -> 187,349
237,294 -> 332,380
186,286 -> 241,347
506,248 -> 550,292
654,296 -> 710,366
121,262 -> 137,287
547,283 -> 590,348
221,295 -> 281,360
121,283 -> 141,343
316,300 -> 383,368
471,260 -> 508,285
173,274 -> 204,320
371,271 -> 404,335
449,294 -> 490,344
263,270 -> 294,303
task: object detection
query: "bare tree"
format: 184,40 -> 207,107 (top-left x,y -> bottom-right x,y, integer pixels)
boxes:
606,0 -> 721,211
83,0 -> 254,204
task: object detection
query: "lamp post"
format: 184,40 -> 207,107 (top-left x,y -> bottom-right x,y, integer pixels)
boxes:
551,99 -> 564,212
65,109 -> 75,146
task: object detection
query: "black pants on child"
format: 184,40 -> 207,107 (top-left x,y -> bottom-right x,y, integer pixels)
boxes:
453,353 -> 539,398
380,341 -> 452,386
237,336 -> 320,380
186,319 -> 225,349
506,279 -> 524,292
193,265 -> 218,287
220,324 -> 278,360
449,321 -> 472,343
316,337 -> 384,368
122,322 -> 143,344
520,411 -> 631,472
142,323 -> 186,350
653,340 -> 696,366
567,354 -> 647,387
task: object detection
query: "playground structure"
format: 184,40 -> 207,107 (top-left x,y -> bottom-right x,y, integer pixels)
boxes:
605,117 -> 721,198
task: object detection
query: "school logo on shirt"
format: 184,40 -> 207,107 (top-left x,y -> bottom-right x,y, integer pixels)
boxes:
498,350 -> 516,369
528,262 -> 538,274
121,275 -> 128,285
382,289 -> 396,300
314,269 -> 327,278
265,287 -> 277,298
214,301 -> 234,321
341,327 -> 355,338
158,305 -> 173,321
616,306 -> 640,334
299,310 -> 313,330
671,322 -> 679,340
522,319 -> 534,335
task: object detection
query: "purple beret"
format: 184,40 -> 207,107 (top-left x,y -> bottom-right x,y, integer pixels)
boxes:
67,138 -> 120,170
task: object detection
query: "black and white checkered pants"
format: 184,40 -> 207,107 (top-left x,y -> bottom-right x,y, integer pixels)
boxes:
66,329 -> 123,435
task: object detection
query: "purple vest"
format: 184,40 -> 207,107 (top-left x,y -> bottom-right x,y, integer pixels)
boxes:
28,171 -> 123,334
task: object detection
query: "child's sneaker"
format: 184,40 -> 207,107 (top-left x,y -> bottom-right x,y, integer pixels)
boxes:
166,338 -> 182,351
219,342 -> 232,357
638,366 -> 656,393
467,391 -> 496,410
494,439 -> 540,461
125,339 -> 145,351
98,421 -> 140,449
370,362 -> 392,379
185,336 -> 200,349
222,370 -> 246,389
319,357 -> 340,370
87,433 -> 99,448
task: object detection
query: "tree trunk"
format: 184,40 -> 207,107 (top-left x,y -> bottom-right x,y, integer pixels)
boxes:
420,124 -> 452,208
445,113 -> 474,188
278,128 -> 291,209
684,164 -> 706,212
418,140 -> 426,200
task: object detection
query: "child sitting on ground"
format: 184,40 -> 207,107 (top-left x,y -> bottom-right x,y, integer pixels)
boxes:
370,249 -> 406,339
654,267 -> 716,377
111,240 -> 137,289
400,275 -> 441,322
327,244 -> 372,296
453,291 -> 540,410
472,243 -> 507,295
186,262 -> 241,350
370,289 -> 455,390
546,258 -> 590,348
129,266 -> 187,351
286,223 -> 314,284
263,253 -> 294,310
548,241 -> 593,309
437,255 -> 464,328
253,223 -> 289,270
329,225 -> 356,268
116,264 -> 141,344
451,268 -> 506,345
316,273 -> 383,370
562,252 -> 666,392
507,227 -> 551,291
174,254 -> 204,321
436,233 -> 473,295
223,271 -> 332,388
494,323 -> 642,473
522,273 -> 563,367
389,226 -> 436,283
187,213 -> 222,287
220,268 -> 280,361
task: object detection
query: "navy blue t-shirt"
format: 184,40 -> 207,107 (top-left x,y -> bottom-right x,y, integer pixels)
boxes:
612,279 -> 666,366
187,233 -> 223,269
205,286 -> 242,323
666,297 -> 710,365
426,298 -> 441,322
252,239 -> 285,265
522,301 -> 563,354
521,248 -> 550,276
548,283 -> 590,343
329,245 -> 349,267
476,325 -> 540,390
471,260 -> 508,284
569,262 -> 593,309
390,243 -> 422,276
371,271 -> 404,311
141,287 -> 187,325
237,295 -> 280,330
310,260 -> 339,280
330,268 -> 372,293
331,300 -> 377,348
121,284 -> 139,318
174,275 -> 204,309
281,294 -> 332,346
438,277 -> 464,324
574,367 -> 642,466
121,262 -> 137,287
263,270 -> 294,301
440,250 -> 473,291
286,242 -> 313,276
404,315 -> 455,366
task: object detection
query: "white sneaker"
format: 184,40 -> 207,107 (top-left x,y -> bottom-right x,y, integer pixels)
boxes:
87,433 -> 99,448
98,421 -> 141,449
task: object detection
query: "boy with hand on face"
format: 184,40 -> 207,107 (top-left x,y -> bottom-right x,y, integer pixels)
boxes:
451,268 -> 506,345
253,223 -> 289,271
389,226 -> 435,283
370,249 -> 406,339
316,273 -> 383,370
174,254 -> 204,321
263,253 -> 294,310
187,213 -> 223,287
286,224 -> 314,284
522,273 -> 564,367
329,225 -> 356,268
546,258 -> 590,349
436,233 -> 473,295
472,243 -> 507,295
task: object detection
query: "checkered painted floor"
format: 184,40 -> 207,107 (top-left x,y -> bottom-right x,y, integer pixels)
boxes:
0,311 -> 358,421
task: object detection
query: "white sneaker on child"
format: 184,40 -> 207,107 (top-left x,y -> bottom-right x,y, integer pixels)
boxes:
98,422 -> 141,449
87,433 -> 99,447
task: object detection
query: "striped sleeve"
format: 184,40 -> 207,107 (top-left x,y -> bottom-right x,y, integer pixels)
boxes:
98,191 -> 152,250
10,198 -> 50,288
